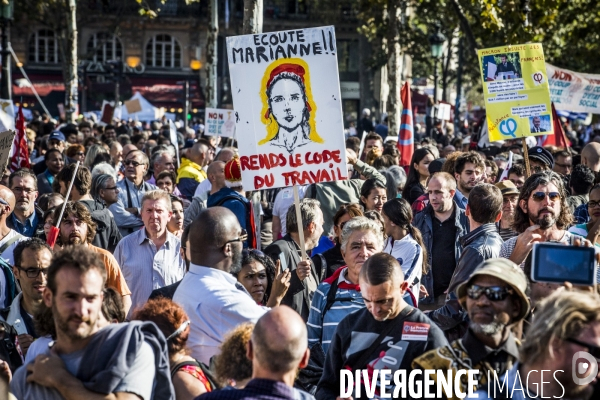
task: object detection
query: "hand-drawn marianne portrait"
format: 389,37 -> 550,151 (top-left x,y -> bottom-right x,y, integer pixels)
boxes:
259,58 -> 324,154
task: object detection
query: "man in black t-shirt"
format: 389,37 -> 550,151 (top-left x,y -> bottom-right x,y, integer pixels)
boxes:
316,253 -> 448,400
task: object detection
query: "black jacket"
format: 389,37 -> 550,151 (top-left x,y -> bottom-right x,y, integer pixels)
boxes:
80,199 -> 122,253
7,206 -> 44,238
265,234 -> 324,321
428,223 -> 503,332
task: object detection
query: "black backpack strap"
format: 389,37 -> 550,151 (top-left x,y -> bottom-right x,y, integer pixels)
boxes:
322,278 -> 340,317
171,359 -> 220,391
0,233 -> 23,256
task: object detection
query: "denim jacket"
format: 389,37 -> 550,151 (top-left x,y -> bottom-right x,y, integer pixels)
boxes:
412,202 -> 469,305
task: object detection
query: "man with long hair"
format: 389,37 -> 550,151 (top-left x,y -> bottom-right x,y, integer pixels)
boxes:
499,171 -> 575,266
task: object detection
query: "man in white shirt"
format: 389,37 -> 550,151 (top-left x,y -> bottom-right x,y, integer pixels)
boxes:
173,206 -> 267,364
0,186 -> 28,308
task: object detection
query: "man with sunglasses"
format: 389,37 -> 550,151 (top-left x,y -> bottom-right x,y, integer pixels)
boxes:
109,149 -> 157,237
0,238 -> 52,357
500,170 -> 577,267
413,258 -> 529,398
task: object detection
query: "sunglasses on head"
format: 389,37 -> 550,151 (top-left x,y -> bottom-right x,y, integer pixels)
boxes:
530,192 -> 560,202
467,284 -> 514,302
242,248 -> 265,258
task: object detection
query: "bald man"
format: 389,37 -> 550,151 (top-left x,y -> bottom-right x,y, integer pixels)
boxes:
173,207 -> 267,364
582,142 -> 600,173
0,185 -> 28,307
183,161 -> 226,228
200,306 -> 311,400
177,139 -> 210,199
122,144 -> 137,159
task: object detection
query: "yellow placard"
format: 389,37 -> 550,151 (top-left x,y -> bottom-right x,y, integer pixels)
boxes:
478,43 -> 552,142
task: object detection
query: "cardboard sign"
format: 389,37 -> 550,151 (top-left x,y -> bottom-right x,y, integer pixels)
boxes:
478,43 -> 552,142
124,99 -> 142,114
205,107 -> 236,138
0,130 -> 16,170
226,26 -> 348,190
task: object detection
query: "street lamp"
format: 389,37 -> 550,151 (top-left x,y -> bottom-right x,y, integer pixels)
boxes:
0,0 -> 14,100
428,23 -> 446,104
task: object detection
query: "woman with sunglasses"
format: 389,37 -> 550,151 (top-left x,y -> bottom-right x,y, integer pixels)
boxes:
132,297 -> 215,399
569,183 -> 600,246
234,249 -> 291,307
312,203 -> 363,279
381,198 -> 428,306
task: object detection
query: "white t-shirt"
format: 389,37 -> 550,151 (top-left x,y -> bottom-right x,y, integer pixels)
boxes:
0,230 -> 28,306
383,234 -> 423,305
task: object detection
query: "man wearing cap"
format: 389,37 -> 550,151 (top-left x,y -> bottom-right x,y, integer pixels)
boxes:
413,258 -> 528,399
47,131 -> 66,154
495,180 -> 520,241
207,157 -> 255,248
528,146 -> 554,171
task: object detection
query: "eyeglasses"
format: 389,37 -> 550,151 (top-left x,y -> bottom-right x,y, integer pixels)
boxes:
242,248 -> 265,258
223,229 -> 248,246
103,186 -> 119,191
466,285 -> 514,302
12,187 -> 36,195
588,201 -> 600,209
124,159 -> 145,167
530,192 -> 560,202
16,266 -> 50,279
566,337 -> 600,359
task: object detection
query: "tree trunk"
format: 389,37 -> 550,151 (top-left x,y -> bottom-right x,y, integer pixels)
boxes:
206,0 -> 219,108
386,0 -> 401,137
243,0 -> 263,35
65,0 -> 78,123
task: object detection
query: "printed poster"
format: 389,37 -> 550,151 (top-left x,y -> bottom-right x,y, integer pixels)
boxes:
205,107 -> 236,138
478,43 -> 552,142
0,130 -> 16,170
546,63 -> 600,114
226,26 -> 348,190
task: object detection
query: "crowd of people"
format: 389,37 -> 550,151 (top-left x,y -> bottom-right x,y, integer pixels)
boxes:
0,112 -> 598,400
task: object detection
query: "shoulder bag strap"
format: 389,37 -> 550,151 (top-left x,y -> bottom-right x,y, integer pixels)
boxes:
0,234 -> 24,256
170,360 -> 200,379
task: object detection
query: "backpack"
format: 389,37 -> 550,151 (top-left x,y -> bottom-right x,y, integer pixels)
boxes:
0,320 -> 24,373
212,195 -> 258,249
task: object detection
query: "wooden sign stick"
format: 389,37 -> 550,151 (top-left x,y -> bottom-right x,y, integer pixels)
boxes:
293,184 -> 308,260
522,138 -> 531,178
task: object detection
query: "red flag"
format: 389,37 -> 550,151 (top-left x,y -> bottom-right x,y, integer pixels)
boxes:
10,105 -> 30,171
538,103 -> 569,148
398,82 -> 414,167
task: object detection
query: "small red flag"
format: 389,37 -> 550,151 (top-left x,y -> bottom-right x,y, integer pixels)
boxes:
538,103 -> 569,148
398,82 -> 414,167
10,105 -> 30,171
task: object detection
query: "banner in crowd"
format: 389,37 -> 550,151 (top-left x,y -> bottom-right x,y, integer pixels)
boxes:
478,43 -> 552,142
205,108 -> 236,138
226,26 -> 347,190
546,63 -> 600,115
0,99 -> 15,132
0,130 -> 16,170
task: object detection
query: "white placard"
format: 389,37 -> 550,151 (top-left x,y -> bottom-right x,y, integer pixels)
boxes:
0,130 -> 16,170
226,26 -> 348,190
205,108 -> 236,138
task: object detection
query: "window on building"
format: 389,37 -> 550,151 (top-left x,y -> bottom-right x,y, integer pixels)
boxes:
87,32 -> 123,63
145,34 -> 182,68
337,40 -> 359,73
28,29 -> 60,64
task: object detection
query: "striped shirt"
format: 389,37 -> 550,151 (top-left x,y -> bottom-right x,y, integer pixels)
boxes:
306,267 -> 363,354
114,229 -> 186,315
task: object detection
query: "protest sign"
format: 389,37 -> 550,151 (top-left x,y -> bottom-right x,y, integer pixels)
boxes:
0,130 -> 16,170
0,100 -> 15,132
478,43 -> 552,142
226,25 -> 348,190
205,108 -> 236,138
124,98 -> 142,114
547,63 -> 600,114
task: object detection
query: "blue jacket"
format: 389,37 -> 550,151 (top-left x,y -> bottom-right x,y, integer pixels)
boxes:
412,202 -> 469,304
207,188 -> 249,241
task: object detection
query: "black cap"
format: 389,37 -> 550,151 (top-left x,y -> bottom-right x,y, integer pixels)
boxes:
528,146 -> 554,168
